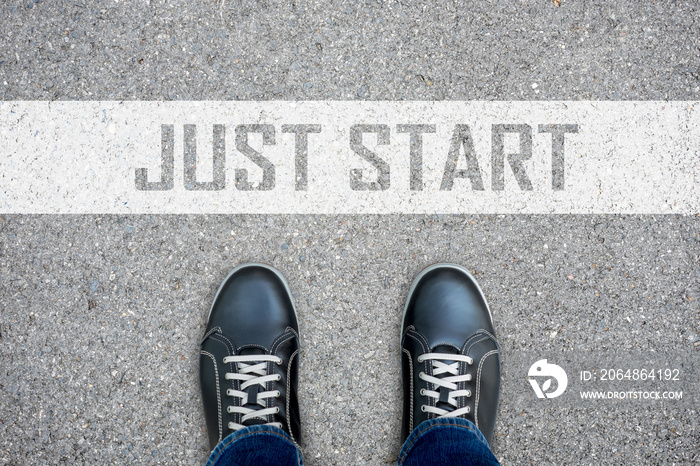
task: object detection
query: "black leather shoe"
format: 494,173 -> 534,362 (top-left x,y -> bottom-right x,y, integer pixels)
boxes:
400,264 -> 501,445
200,264 -> 301,450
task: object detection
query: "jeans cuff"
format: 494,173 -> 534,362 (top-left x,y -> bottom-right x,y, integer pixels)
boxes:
206,425 -> 302,466
398,417 -> 493,466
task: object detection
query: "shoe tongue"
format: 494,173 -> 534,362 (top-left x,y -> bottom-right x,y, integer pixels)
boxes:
237,347 -> 267,357
244,418 -> 267,427
431,344 -> 459,360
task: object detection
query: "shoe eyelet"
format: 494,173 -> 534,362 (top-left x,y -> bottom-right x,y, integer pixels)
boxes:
276,374 -> 282,381
466,407 -> 470,414
275,390 -> 281,397
417,355 -> 424,363
420,405 -> 426,412
275,407 -> 280,414
420,388 -> 426,396
227,406 -> 232,413
466,390 -> 472,397
226,389 -> 233,396
275,358 -> 283,366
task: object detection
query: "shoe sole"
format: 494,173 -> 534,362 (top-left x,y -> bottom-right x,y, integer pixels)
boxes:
207,262 -> 299,323
401,263 -> 494,332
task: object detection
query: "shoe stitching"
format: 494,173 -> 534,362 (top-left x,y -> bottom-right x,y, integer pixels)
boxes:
465,333 -> 501,422
460,330 -> 500,410
407,329 -> 499,417
465,335 -> 489,355
405,331 -> 426,353
270,330 -> 290,353
209,332 -> 236,356
286,348 -> 299,445
474,349 -> 499,431
270,327 -> 299,353
405,330 -> 434,417
210,332 -> 236,354
201,326 -> 222,344
405,328 -> 431,413
402,348 -> 414,434
269,332 -> 298,437
460,352 -> 468,412
403,321 -> 499,437
209,334 -> 239,427
405,327 -> 430,354
200,350 -> 223,444
237,343 -> 270,352
460,334 -> 488,411
204,328 -> 300,441
460,330 -> 489,354
476,329 -> 498,346
429,343 -> 461,351
209,329 -> 302,434
271,331 -> 295,354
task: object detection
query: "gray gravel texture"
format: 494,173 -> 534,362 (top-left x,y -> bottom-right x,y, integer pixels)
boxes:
0,0 -> 699,100
1,215 -> 697,465
1,0 -> 699,465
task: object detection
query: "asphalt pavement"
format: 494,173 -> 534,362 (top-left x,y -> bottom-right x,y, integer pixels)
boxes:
1,1 -> 698,465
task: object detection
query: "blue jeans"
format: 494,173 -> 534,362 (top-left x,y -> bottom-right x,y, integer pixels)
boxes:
206,418 -> 500,466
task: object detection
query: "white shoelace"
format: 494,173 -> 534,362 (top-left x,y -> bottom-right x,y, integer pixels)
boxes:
418,353 -> 474,418
222,354 -> 283,431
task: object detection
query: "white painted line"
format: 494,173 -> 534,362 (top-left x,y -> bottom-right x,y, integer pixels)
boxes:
0,101 -> 697,214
